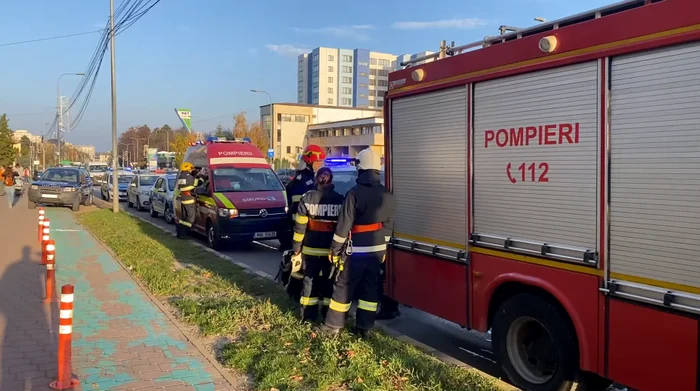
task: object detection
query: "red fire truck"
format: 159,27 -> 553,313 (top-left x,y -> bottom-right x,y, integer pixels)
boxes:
384,1 -> 700,390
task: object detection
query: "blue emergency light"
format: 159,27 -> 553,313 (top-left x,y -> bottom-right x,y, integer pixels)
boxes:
324,157 -> 357,166
202,136 -> 251,144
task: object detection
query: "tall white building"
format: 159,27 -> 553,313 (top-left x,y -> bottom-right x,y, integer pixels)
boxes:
394,51 -> 436,70
297,47 -> 398,110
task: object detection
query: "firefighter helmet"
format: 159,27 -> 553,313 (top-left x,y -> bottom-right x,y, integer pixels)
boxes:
180,162 -> 194,172
355,148 -> 382,171
301,145 -> 326,165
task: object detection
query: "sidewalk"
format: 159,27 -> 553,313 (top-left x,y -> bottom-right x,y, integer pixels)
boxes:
0,196 -> 240,390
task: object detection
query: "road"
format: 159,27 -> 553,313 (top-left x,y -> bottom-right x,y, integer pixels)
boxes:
91,187 -> 504,380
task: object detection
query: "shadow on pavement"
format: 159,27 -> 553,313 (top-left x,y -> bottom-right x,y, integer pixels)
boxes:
0,245 -> 59,390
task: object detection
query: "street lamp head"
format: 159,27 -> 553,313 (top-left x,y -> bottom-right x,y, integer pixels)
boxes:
76,73 -> 86,76
250,89 -> 258,93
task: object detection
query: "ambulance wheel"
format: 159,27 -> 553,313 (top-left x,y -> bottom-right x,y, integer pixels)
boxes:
207,221 -> 223,250
492,293 -> 577,391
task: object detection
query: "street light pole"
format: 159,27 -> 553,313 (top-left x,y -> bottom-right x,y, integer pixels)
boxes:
130,137 -> 146,168
109,0 -> 119,213
56,72 -> 85,164
250,89 -> 273,162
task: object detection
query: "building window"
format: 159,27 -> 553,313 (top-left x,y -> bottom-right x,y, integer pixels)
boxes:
370,58 -> 377,65
378,101 -> 384,108
377,80 -> 388,87
342,98 -> 352,105
328,77 -> 334,83
328,87 -> 333,93
359,83 -> 368,88
295,115 -> 309,122
328,66 -> 334,72
277,129 -> 282,142
342,76 -> 352,84
327,98 -> 334,104
370,69 -> 377,76
343,55 -> 353,62
287,146 -> 291,154
359,61 -> 368,67
378,70 -> 389,77
379,59 -> 391,66
359,94 -> 367,98
342,66 -> 352,73
313,65 -> 319,72
313,54 -> 319,62
328,54 -> 334,61
342,87 -> 352,94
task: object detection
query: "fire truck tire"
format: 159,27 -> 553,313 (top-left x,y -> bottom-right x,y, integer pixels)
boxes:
492,293 -> 578,391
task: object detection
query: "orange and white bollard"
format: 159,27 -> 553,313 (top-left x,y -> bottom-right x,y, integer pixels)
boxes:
42,240 -> 57,303
38,208 -> 45,243
50,285 -> 79,390
41,219 -> 51,264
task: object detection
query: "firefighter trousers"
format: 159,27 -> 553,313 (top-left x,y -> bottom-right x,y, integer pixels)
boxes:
179,200 -> 196,231
325,252 -> 382,331
299,255 -> 333,321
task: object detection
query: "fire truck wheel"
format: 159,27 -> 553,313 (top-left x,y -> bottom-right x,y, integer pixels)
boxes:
492,293 -> 578,391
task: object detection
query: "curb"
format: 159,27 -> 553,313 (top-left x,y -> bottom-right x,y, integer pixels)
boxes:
88,198 -> 247,390
91,197 -> 517,390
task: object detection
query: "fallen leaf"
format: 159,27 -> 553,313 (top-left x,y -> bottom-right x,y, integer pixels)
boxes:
347,350 -> 355,359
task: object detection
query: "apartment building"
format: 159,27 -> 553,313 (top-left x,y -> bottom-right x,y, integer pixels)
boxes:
297,47 -> 398,110
394,51 -> 436,70
259,103 -> 381,164
12,129 -> 43,144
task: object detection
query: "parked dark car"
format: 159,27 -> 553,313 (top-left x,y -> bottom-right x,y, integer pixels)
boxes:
276,168 -> 295,186
27,167 -> 93,211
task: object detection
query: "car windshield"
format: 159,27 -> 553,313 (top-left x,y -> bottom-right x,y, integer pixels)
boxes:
89,165 -> 108,172
118,176 -> 134,184
41,169 -> 79,183
326,168 -> 386,196
212,167 -> 283,192
167,178 -> 176,191
139,176 -> 158,186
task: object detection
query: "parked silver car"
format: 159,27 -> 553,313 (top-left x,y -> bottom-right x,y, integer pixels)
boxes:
126,173 -> 159,211
149,174 -> 177,224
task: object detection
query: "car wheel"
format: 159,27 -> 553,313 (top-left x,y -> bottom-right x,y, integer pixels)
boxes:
207,221 -> 223,250
492,293 -> 578,391
28,200 -> 36,209
84,193 -> 93,206
105,191 -> 110,202
72,198 -> 80,212
149,202 -> 158,217
136,196 -> 143,211
164,205 -> 174,224
127,196 -> 133,208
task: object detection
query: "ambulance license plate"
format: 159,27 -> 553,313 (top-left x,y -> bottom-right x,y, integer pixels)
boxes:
254,231 -> 276,239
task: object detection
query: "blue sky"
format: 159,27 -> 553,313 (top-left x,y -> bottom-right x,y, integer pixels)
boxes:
1,0 -> 611,151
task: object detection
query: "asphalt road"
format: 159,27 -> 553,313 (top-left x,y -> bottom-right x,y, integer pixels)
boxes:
91,188 -> 505,378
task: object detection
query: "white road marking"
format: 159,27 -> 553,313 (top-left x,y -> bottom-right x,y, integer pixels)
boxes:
458,347 -> 497,364
53,229 -> 82,232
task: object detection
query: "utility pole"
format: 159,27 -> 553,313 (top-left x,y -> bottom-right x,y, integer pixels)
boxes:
110,0 -> 119,213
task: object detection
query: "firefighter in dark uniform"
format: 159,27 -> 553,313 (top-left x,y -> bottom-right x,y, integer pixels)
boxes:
322,148 -> 396,337
279,144 -> 326,300
176,162 -> 197,238
291,167 -> 345,322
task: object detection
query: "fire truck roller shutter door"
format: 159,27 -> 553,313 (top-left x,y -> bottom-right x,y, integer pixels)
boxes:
473,61 -> 599,253
391,86 -> 468,249
609,42 -> 700,293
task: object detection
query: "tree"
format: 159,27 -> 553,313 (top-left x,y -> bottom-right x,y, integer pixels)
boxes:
19,136 -> 31,168
247,121 -> 269,153
233,112 -> 248,139
0,114 -> 15,167
171,131 -> 196,167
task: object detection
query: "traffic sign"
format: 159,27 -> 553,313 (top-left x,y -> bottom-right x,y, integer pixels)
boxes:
267,149 -> 274,159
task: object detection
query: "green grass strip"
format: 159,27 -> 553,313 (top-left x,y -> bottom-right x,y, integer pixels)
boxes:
79,209 -> 500,391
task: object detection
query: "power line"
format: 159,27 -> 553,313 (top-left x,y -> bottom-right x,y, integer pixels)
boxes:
0,29 -> 104,48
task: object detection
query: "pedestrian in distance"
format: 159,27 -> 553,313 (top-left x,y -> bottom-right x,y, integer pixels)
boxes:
321,148 -> 396,338
2,164 -> 18,208
0,165 -> 5,198
291,167 -> 345,322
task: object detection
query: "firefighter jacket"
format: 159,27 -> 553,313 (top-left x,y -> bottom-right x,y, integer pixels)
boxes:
292,184 -> 345,257
177,171 -> 197,205
285,168 -> 315,218
330,170 -> 395,257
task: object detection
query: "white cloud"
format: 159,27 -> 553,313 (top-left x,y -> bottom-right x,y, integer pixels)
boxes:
265,44 -> 309,57
292,25 -> 375,41
392,18 -> 487,30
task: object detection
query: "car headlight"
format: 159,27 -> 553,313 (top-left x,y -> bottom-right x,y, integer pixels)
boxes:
140,190 -> 150,196
31,185 -> 38,190
217,208 -> 239,218
62,187 -> 77,192
285,206 -> 289,214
